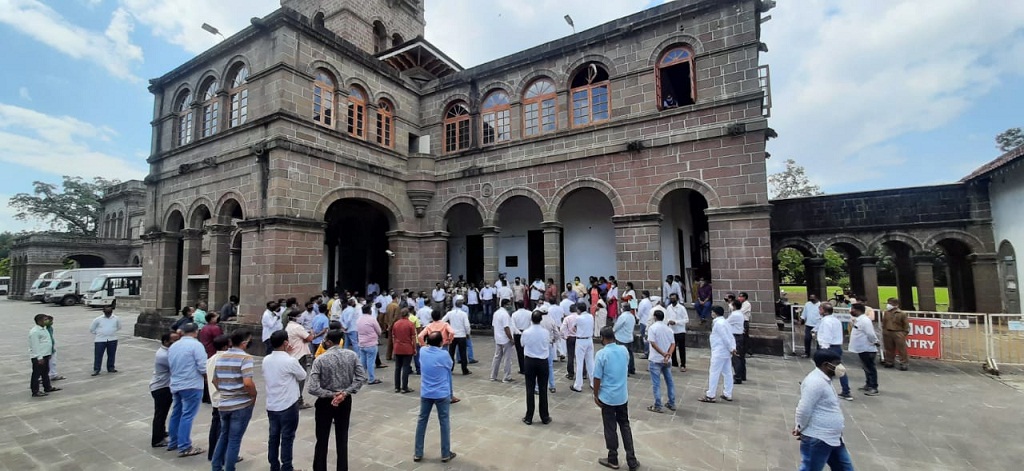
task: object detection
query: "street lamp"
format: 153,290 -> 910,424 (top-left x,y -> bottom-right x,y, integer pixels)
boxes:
201,23 -> 225,40
564,15 -> 575,34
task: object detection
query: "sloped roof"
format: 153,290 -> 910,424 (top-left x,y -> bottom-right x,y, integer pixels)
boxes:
961,144 -> 1024,182
377,37 -> 462,81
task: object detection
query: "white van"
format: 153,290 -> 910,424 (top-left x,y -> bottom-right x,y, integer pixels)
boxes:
85,272 -> 142,308
45,268 -> 138,306
35,271 -> 62,302
0,276 -> 9,295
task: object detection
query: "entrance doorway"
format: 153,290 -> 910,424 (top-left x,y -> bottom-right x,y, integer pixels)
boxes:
324,199 -> 393,295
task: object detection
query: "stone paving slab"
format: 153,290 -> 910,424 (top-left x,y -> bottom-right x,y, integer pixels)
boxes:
1,299 -> 1022,470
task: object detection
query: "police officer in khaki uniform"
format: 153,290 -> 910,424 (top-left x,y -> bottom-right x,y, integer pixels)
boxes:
881,297 -> 910,370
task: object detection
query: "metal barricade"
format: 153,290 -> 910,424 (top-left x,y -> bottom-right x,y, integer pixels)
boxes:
985,313 -> 1024,367
900,310 -> 989,363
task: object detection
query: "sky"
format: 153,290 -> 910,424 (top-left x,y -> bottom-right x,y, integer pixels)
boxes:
1,0 -> 1022,233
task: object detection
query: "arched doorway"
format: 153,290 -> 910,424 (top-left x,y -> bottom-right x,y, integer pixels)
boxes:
65,254 -> 106,268
495,196 -> 544,283
998,240 -> 1020,313
165,209 -> 186,312
184,205 -> 212,307
324,199 -> 394,295
445,203 -> 484,285
879,240 -> 918,310
659,189 -> 710,301
230,231 -> 242,307
934,239 -> 975,312
558,188 -> 616,283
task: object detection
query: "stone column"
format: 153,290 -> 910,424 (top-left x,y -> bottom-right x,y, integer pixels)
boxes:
612,214 -> 662,296
969,253 -> 1002,313
848,256 -> 865,298
481,226 -> 500,285
179,228 -> 203,309
541,221 -> 563,287
705,206 -> 775,325
386,230 -> 448,291
772,259 -> 781,301
206,224 -> 234,310
858,256 -> 880,308
140,232 -> 182,317
804,257 -> 827,303
420,232 -> 448,289
895,253 -> 916,310
236,217 -> 325,325
913,254 -> 937,311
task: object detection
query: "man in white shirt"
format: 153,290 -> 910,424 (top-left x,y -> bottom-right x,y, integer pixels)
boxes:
431,283 -> 447,313
510,302 -> 532,374
263,330 -> 307,471
466,284 -> 481,325
262,300 -> 283,356
497,282 -> 514,306
547,300 -> 566,360
443,296 -> 472,375
340,298 -> 359,352
801,295 -> 822,358
793,349 -> 854,469
529,278 -> 545,310
738,292 -> 753,358
663,275 -> 681,301
815,303 -> 852,401
635,291 -> 653,358
572,303 -> 596,392
848,303 -> 879,396
561,303 -> 581,380
727,300 -> 747,384
664,294 -> 689,372
490,299 -> 515,383
646,309 -> 676,413
700,306 -> 736,403
90,305 -> 122,376
329,293 -> 344,322
480,284 -> 495,322
367,282 -> 380,298
521,311 -> 552,425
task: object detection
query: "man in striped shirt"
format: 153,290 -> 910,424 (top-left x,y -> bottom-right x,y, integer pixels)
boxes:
211,329 -> 257,471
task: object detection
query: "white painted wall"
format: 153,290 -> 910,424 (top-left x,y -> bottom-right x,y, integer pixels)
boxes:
447,236 -> 468,280
990,162 -> 1024,309
497,198 -> 541,282
560,189 -> 616,282
445,204 -> 483,282
660,191 -> 695,287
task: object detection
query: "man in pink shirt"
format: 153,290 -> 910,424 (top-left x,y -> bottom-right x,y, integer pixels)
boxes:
284,310 -> 313,408
356,305 -> 383,385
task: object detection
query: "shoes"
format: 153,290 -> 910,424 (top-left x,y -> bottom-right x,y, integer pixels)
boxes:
598,458 -> 621,469
898,364 -> 908,371
647,405 -> 663,413
44,387 -> 62,392
298,403 -> 312,409
720,395 -> 733,402
413,456 -> 422,462
31,391 -> 48,397
502,378 -> 515,383
857,386 -> 868,391
368,379 -> 383,385
864,388 -> 879,396
638,354 -> 648,360
838,393 -> 854,401
395,388 -> 403,393
549,387 -> 556,393
177,446 -> 204,457
522,418 -> 532,425
377,364 -> 388,369
91,371 -> 100,376
882,363 -> 894,369
541,417 -> 552,425
462,370 -> 472,375
108,369 -> 118,373
401,388 -> 415,394
733,379 -> 743,384
469,359 -> 479,364
564,374 -> 574,379
441,452 -> 457,463
570,387 -> 582,393
412,371 -> 421,375
153,439 -> 169,448
666,404 -> 676,411
50,375 -> 66,381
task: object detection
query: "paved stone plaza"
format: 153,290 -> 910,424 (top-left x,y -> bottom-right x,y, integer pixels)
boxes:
2,299 -> 1022,471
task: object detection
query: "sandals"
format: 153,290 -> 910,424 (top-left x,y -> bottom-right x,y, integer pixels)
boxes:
368,379 -> 382,385
698,396 -> 716,403
647,405 -> 663,413
178,446 -> 204,457
720,395 -> 733,402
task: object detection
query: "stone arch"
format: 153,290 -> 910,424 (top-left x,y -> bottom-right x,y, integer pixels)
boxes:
516,69 -> 565,96
64,253 -> 107,268
480,81 -> 515,101
214,192 -> 247,224
648,177 -> 722,212
565,54 -> 618,81
186,197 -> 215,228
372,91 -> 401,112
315,187 -> 404,229
923,230 -> 987,255
648,34 -> 705,67
773,237 -> 817,258
438,195 -> 487,232
546,177 -> 624,220
868,232 -> 924,253
307,60 -> 342,83
345,77 -> 373,99
163,205 -> 186,232
817,235 -> 869,257
220,55 -> 252,83
168,82 -> 193,112
196,69 -> 221,93
438,92 -> 473,117
487,186 -> 548,225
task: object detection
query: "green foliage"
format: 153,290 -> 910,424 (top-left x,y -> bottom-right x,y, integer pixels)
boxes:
823,248 -> 847,284
780,285 -> 950,311
777,247 -> 805,284
0,231 -> 15,259
9,176 -> 118,235
996,127 -> 1024,152
769,159 -> 823,199
0,257 -> 9,277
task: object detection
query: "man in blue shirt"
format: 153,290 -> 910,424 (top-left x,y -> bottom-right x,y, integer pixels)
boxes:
612,304 -> 637,375
414,332 -> 456,464
310,303 -> 330,354
340,298 -> 359,352
166,323 -> 208,457
593,326 -> 640,471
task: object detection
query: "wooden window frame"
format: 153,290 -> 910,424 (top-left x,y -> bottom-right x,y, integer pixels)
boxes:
200,79 -> 219,138
376,99 -> 394,148
228,65 -> 249,128
656,46 -> 696,110
481,91 -> 511,146
443,102 -> 471,154
347,86 -> 367,139
522,79 -> 558,137
313,70 -> 336,129
570,64 -> 611,128
176,90 -> 194,147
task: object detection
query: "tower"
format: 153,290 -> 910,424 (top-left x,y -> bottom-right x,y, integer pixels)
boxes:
281,0 -> 426,55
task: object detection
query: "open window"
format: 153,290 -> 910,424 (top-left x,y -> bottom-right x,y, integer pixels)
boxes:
373,21 -> 388,54
481,90 -> 511,145
657,46 -> 695,109
570,63 -> 610,127
523,78 -> 557,136
443,102 -> 471,153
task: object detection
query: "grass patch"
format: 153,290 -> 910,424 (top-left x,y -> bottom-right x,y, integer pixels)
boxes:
780,285 -> 950,312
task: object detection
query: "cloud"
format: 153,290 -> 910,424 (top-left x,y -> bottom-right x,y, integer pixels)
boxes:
0,192 -> 49,233
762,1 -> 1024,189
0,0 -> 143,81
18,87 -> 31,101
0,103 -> 147,182
119,0 -> 278,54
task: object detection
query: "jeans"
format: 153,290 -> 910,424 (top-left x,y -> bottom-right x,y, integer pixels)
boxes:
449,338 -> 469,374
826,346 -> 851,395
482,299 -> 494,322
212,405 -> 253,471
168,388 -> 202,450
414,397 -> 451,458
268,402 -> 300,471
600,402 -> 639,469
93,340 -> 117,372
635,323 -> 649,356
799,436 -> 854,471
695,300 -> 712,320
29,356 -> 52,394
524,357 -> 550,421
414,345 -> 421,373
394,354 -> 412,390
150,387 -> 172,446
804,325 -> 816,356
359,345 -> 378,382
858,352 -> 878,389
344,332 -> 359,353
314,396 -> 352,471
649,362 -> 676,408
671,332 -> 686,368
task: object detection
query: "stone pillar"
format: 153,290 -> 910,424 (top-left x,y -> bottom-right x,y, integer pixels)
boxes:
706,206 -> 775,325
913,254 -> 937,311
772,259 -> 781,301
141,232 -> 182,316
969,253 -> 1002,313
612,214 -> 661,295
848,256 -> 865,297
804,257 -> 827,303
207,224 -> 234,310
386,230 -> 448,292
895,253 -> 916,311
481,226 -> 500,285
858,256 -> 880,309
237,217 -> 325,325
541,221 -> 563,287
179,228 -> 204,308
420,233 -> 448,290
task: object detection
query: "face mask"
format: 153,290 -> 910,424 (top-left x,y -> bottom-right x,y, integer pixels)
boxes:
885,304 -> 893,311
826,362 -> 847,378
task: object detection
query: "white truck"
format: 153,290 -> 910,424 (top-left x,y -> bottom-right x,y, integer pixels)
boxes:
0,276 -> 9,295
44,268 -> 138,306
85,271 -> 142,308
30,272 -> 55,301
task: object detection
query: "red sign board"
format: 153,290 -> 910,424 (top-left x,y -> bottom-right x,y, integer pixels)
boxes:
906,318 -> 942,359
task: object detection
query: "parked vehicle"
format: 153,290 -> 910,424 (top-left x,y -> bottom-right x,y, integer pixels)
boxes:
44,268 -> 138,306
0,276 -> 9,295
85,272 -> 142,308
31,272 -> 57,301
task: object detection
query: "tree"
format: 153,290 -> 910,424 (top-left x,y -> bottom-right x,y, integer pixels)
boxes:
0,257 -> 9,277
9,176 -> 117,236
0,231 -> 15,259
996,127 -> 1024,152
777,248 -> 805,284
769,159 -> 823,199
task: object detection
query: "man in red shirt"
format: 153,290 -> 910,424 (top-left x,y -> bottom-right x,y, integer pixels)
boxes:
392,308 -> 417,393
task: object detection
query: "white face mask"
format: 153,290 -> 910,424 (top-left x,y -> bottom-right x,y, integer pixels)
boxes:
885,304 -> 893,311
828,363 -> 847,378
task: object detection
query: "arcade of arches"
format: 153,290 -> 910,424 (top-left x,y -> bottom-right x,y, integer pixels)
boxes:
6,234 -> 139,299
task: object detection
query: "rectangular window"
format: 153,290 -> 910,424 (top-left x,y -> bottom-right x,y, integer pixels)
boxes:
230,89 -> 248,127
592,85 -> 609,122
524,102 -> 539,136
202,102 -> 219,137
445,122 -> 458,153
540,99 -> 556,132
458,119 -> 470,150
178,111 -> 193,146
314,85 -> 333,127
376,113 -> 393,147
572,89 -> 589,126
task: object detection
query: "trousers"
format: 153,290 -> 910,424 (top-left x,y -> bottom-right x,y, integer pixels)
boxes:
706,355 -> 734,399
670,332 -> 686,368
93,340 -> 117,372
150,387 -> 172,447
449,338 -> 469,374
29,356 -> 52,394
524,357 -> 550,421
490,342 -> 514,381
573,339 -> 595,390
858,352 -> 878,389
883,331 -> 908,365
600,402 -> 639,469
732,334 -> 747,381
313,396 -> 352,471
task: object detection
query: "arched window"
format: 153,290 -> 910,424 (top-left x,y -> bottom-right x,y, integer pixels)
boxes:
657,46 -> 695,109
373,21 -> 388,54
312,12 -> 325,29
392,33 -> 404,47
175,89 -> 194,146
481,91 -> 511,145
227,64 -> 249,128
570,63 -> 610,127
443,102 -> 471,153
523,79 -> 557,136
103,214 -> 111,238
376,99 -> 394,148
313,69 -> 336,128
347,85 -> 367,139
117,211 -> 125,238
199,78 -> 219,138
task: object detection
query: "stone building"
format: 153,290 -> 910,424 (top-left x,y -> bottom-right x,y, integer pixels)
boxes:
136,0 -> 777,327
